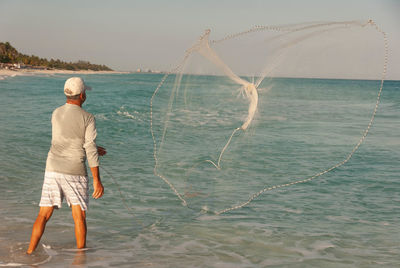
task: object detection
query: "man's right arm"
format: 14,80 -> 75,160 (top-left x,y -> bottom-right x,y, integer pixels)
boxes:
90,166 -> 104,199
84,115 -> 104,199
84,115 -> 99,168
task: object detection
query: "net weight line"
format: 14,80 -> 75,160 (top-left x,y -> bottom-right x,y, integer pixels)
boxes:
100,166 -> 163,229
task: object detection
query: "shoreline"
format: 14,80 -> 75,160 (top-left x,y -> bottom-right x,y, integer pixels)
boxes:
0,68 -> 129,78
2,69 -> 396,81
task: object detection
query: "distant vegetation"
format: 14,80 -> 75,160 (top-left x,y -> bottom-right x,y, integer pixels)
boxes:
0,41 -> 112,71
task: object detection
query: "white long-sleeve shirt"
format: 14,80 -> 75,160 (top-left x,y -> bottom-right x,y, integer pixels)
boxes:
45,103 -> 99,176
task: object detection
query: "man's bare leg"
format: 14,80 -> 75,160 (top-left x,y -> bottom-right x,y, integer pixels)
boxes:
71,205 -> 87,249
27,206 -> 54,254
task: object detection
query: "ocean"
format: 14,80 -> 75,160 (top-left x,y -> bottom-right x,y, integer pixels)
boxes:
0,73 -> 399,267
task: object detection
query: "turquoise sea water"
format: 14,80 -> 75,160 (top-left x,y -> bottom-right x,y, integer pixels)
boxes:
0,73 -> 399,267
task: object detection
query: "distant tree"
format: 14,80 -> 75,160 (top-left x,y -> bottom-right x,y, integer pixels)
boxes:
0,41 -> 113,71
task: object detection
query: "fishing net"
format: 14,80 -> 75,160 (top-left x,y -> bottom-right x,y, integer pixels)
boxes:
150,20 -> 388,214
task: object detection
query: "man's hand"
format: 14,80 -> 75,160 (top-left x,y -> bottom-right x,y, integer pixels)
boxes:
97,146 -> 107,156
90,166 -> 104,199
92,178 -> 104,199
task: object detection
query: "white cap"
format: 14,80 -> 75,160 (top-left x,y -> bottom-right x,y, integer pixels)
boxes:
64,77 -> 92,96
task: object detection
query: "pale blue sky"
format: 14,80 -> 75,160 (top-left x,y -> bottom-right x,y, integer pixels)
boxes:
0,0 -> 399,79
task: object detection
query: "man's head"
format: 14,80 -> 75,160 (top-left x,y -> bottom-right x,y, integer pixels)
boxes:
64,77 -> 91,105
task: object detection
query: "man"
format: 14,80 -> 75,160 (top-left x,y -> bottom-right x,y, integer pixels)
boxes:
27,77 -> 106,254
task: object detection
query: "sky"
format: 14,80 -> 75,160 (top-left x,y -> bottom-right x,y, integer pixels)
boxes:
0,0 -> 399,79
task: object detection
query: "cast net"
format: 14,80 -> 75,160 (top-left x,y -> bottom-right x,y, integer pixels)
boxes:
150,20 -> 388,214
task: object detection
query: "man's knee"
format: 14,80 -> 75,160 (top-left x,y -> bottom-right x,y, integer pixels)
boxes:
38,206 -> 54,221
71,205 -> 86,222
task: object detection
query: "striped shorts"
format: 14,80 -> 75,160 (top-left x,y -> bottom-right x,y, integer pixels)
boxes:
39,171 -> 89,211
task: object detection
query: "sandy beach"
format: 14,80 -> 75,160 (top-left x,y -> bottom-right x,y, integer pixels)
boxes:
0,68 -> 128,79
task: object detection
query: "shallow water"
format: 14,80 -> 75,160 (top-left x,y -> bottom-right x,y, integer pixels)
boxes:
0,74 -> 399,267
